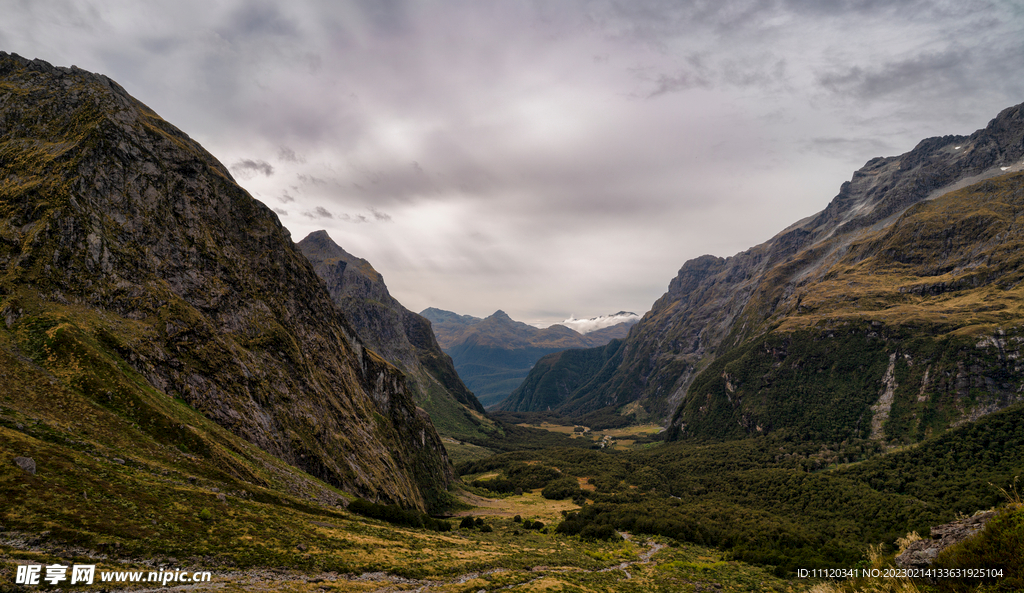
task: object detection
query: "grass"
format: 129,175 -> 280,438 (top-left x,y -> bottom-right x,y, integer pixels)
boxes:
513,421 -> 664,452
441,437 -> 497,466
0,450 -> 807,592
0,321 -> 807,592
778,171 -> 1024,336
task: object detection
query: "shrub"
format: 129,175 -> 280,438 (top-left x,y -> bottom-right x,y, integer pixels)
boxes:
460,516 -> 475,529
471,478 -> 516,494
542,477 -> 582,500
506,463 -> 562,490
581,523 -> 620,541
348,498 -> 449,531
932,505 -> 1024,591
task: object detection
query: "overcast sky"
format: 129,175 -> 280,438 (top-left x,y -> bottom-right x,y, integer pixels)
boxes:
4,1 -> 1023,325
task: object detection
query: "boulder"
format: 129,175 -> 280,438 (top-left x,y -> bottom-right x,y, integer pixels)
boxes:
13,456 -> 36,475
896,510 -> 996,568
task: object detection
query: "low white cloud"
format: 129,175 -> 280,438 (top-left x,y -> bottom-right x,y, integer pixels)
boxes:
558,312 -> 641,334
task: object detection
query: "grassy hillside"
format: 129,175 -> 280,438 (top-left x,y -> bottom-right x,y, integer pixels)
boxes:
535,104 -> 1024,427
0,356 -> 800,592
0,52 -> 452,512
672,170 -> 1024,445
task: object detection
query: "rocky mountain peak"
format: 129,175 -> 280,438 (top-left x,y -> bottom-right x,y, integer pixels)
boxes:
297,231 -> 486,433
546,101 -> 1024,426
0,53 -> 452,510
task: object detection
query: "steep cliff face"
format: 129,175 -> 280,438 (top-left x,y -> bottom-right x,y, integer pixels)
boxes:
0,53 -> 451,509
542,103 -> 1024,431
673,168 -> 1024,442
297,230 -> 489,440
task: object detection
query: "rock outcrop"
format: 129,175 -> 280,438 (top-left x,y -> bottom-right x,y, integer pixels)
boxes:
533,102 -> 1024,440
298,230 -> 488,440
0,52 -> 451,509
12,456 -> 36,475
896,511 -> 997,569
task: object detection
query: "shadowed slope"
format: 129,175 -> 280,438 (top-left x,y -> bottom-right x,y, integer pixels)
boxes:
0,52 -> 452,510
298,230 -> 490,440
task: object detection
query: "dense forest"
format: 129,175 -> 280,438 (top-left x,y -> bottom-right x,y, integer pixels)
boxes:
461,401 -> 1024,577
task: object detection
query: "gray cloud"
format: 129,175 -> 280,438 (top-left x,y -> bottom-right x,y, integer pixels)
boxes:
278,147 -> 303,162
216,1 -> 299,43
806,136 -> 895,160
644,70 -> 712,99
297,174 -> 328,186
230,159 -> 275,178
302,206 -> 334,219
3,0 -> 1022,323
818,49 -> 972,100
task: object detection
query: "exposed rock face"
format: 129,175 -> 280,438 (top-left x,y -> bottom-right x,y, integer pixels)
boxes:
896,511 -> 997,569
12,456 -> 35,475
546,102 -> 1024,431
0,52 -> 451,509
297,230 -> 487,440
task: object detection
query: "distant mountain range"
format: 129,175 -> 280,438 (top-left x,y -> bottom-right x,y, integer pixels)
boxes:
297,231 -> 489,441
512,102 -> 1024,446
420,308 -> 638,408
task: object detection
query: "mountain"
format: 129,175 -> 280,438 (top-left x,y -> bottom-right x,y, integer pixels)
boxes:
420,308 -> 634,408
496,314 -> 641,419
0,52 -> 451,510
514,103 -> 1024,442
498,339 -> 627,418
419,306 -> 482,348
297,230 -> 489,440
671,163 -> 1024,442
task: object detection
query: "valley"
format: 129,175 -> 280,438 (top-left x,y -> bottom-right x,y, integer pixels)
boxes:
0,403 -> 809,593
2,51 -> 1023,593
421,309 -> 638,409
